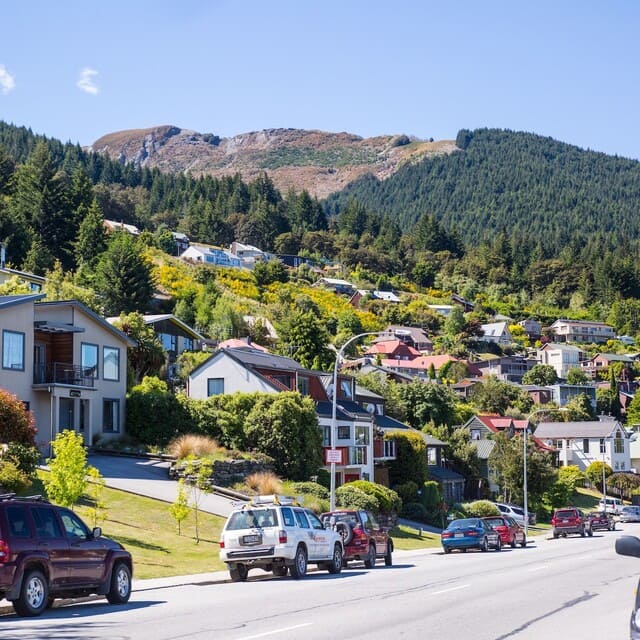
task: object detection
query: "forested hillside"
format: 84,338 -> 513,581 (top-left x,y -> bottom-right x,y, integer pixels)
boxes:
324,128 -> 640,255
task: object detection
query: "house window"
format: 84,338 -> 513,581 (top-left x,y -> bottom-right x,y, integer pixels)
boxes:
471,429 -> 481,440
81,343 -> 98,378
321,425 -> 330,446
349,447 -> 366,465
160,333 -> 178,352
583,439 -> 590,454
355,426 -> 370,445
207,378 -> 224,396
338,425 -> 350,440
383,439 -> 396,457
600,438 -> 606,454
615,436 -> 625,454
271,374 -> 291,389
2,330 -> 24,371
340,379 -> 353,400
103,399 -> 120,433
103,346 -> 120,381
297,375 -> 310,396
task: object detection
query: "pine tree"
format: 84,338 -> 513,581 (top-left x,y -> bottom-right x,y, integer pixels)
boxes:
74,199 -> 107,267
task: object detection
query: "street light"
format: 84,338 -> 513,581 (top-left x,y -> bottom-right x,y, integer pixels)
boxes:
329,331 -> 387,511
523,407 -> 568,537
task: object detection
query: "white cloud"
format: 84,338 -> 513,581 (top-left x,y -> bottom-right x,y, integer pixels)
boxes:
77,67 -> 99,95
0,65 -> 15,95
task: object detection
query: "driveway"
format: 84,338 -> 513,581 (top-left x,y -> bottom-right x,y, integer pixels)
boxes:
87,454 -> 237,517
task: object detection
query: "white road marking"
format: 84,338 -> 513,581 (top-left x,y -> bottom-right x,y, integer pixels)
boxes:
527,565 -> 549,572
238,623 -> 312,639
432,584 -> 470,595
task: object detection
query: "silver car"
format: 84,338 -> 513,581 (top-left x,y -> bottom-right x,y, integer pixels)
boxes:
618,506 -> 640,523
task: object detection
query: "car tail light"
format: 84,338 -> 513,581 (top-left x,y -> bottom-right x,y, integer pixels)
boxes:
441,532 -> 452,539
278,530 -> 287,544
219,540 -> 225,549
0,539 -> 9,562
466,529 -> 479,537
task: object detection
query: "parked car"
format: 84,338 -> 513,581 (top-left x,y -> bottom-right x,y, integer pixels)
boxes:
586,510 -> 616,531
598,497 -> 624,515
321,509 -> 393,567
441,518 -> 502,553
615,535 -> 640,639
619,506 -> 640,523
551,507 -> 593,538
219,495 -> 344,581
482,515 -> 527,548
495,502 -> 536,526
0,493 -> 133,617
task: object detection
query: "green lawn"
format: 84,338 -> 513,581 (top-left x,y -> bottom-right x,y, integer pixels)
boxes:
30,473 -> 438,580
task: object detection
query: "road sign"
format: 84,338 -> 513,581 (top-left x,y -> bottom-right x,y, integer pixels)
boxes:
326,449 -> 342,464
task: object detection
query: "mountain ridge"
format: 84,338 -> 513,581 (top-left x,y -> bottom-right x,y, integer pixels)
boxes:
89,125 -> 458,199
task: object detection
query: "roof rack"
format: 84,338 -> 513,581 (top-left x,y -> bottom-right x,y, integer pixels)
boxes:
249,494 -> 301,507
0,493 -> 49,503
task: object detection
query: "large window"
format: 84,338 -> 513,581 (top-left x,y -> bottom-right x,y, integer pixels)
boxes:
103,346 -> 120,381
600,438 -> 606,454
103,399 -> 120,433
355,426 -> 370,445
297,375 -> 310,396
583,439 -> 590,454
81,343 -> 98,378
615,436 -> 625,454
2,330 -> 24,371
207,378 -> 224,396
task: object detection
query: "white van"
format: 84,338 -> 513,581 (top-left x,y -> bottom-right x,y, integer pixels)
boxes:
598,497 -> 624,514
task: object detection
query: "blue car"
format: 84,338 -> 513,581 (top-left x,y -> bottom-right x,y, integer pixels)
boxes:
441,517 -> 502,554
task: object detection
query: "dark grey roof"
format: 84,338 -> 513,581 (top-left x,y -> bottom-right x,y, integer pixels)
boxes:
375,415 -> 411,430
223,347 -> 307,371
315,401 -> 359,420
533,420 -> 626,439
0,294 -> 45,309
428,465 -> 465,482
355,384 -> 384,400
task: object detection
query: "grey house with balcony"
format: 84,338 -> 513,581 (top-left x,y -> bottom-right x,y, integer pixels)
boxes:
0,295 -> 135,454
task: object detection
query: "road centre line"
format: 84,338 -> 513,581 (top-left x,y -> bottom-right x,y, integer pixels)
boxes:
432,584 -> 470,595
237,623 -> 312,639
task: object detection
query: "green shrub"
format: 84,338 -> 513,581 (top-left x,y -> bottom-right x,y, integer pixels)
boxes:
543,478 -> 574,509
402,502 -> 428,522
0,388 -> 37,447
386,431 -> 428,486
347,480 -> 402,513
315,468 -> 331,489
335,485 -> 378,511
290,482 -> 329,500
585,461 -> 612,490
558,465 -> 586,491
0,460 -> 30,494
420,480 -> 442,512
394,481 -> 419,505
463,500 -> 500,517
3,443 -> 41,477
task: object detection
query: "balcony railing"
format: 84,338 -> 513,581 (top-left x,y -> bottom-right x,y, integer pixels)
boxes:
33,362 -> 95,387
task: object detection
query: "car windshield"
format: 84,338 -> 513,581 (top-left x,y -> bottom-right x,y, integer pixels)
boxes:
225,508 -> 278,530
484,517 -> 505,527
323,512 -> 358,526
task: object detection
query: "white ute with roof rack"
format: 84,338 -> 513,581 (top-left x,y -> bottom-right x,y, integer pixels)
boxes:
219,495 -> 344,581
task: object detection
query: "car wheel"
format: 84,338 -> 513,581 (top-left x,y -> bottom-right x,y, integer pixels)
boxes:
580,527 -> 585,537
552,531 -> 559,539
327,543 -> 343,574
290,546 -> 307,579
587,527 -> 593,537
480,536 -> 489,552
273,566 -> 288,577
443,546 -> 452,554
106,562 -> 132,604
612,522 -> 616,531
335,522 -> 353,545
520,534 -> 527,548
13,569 -> 48,617
494,537 -> 502,551
364,543 -> 376,568
230,563 -> 249,582
384,542 -> 393,566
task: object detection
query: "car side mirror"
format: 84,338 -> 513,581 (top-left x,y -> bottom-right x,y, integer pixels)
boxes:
92,527 -> 102,539
616,536 -> 640,558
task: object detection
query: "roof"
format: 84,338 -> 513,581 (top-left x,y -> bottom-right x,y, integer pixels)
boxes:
0,267 -> 46,284
365,340 -> 421,357
472,439 -> 496,459
591,353 -> 634,363
382,354 -> 457,371
539,343 -> 583,352
218,338 -> 269,353
428,465 -> 465,482
533,420 -> 627,439
0,293 -> 46,309
481,321 -> 509,337
355,384 -> 384,400
107,313 -> 207,342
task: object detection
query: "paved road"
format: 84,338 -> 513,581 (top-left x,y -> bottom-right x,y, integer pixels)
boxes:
87,454 -> 238,517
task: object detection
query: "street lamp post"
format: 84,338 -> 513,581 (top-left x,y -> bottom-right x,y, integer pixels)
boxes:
329,331 -> 386,511
523,408 -> 568,537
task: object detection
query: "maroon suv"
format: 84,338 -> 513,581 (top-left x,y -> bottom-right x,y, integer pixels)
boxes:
321,510 -> 393,568
551,507 -> 593,539
0,494 -> 133,616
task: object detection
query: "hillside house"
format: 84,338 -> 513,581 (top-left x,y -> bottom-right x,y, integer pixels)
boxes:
537,343 -> 585,379
476,321 -> 512,346
534,419 -> 631,471
0,266 -> 46,293
474,355 -> 538,383
549,319 -> 616,344
364,339 -> 421,362
180,243 -> 243,269
312,278 -> 355,295
103,220 -> 140,236
349,290 -> 402,306
187,347 -> 387,485
382,326 -> 433,352
0,295 -> 135,455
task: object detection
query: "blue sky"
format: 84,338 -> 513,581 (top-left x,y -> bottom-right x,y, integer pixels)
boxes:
1,1 -> 639,158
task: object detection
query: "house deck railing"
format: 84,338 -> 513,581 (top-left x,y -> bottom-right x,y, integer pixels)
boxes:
33,362 -> 95,387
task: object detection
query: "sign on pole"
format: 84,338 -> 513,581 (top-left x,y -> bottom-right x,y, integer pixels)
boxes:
326,448 -> 342,464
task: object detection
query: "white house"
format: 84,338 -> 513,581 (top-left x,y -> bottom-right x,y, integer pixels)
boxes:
181,243 -> 243,269
478,321 -> 512,346
549,319 -> 616,344
537,343 -> 585,379
533,419 -> 632,471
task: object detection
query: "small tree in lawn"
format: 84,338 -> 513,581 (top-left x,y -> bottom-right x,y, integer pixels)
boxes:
169,478 -> 190,535
44,430 -> 90,508
183,457 -> 213,543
